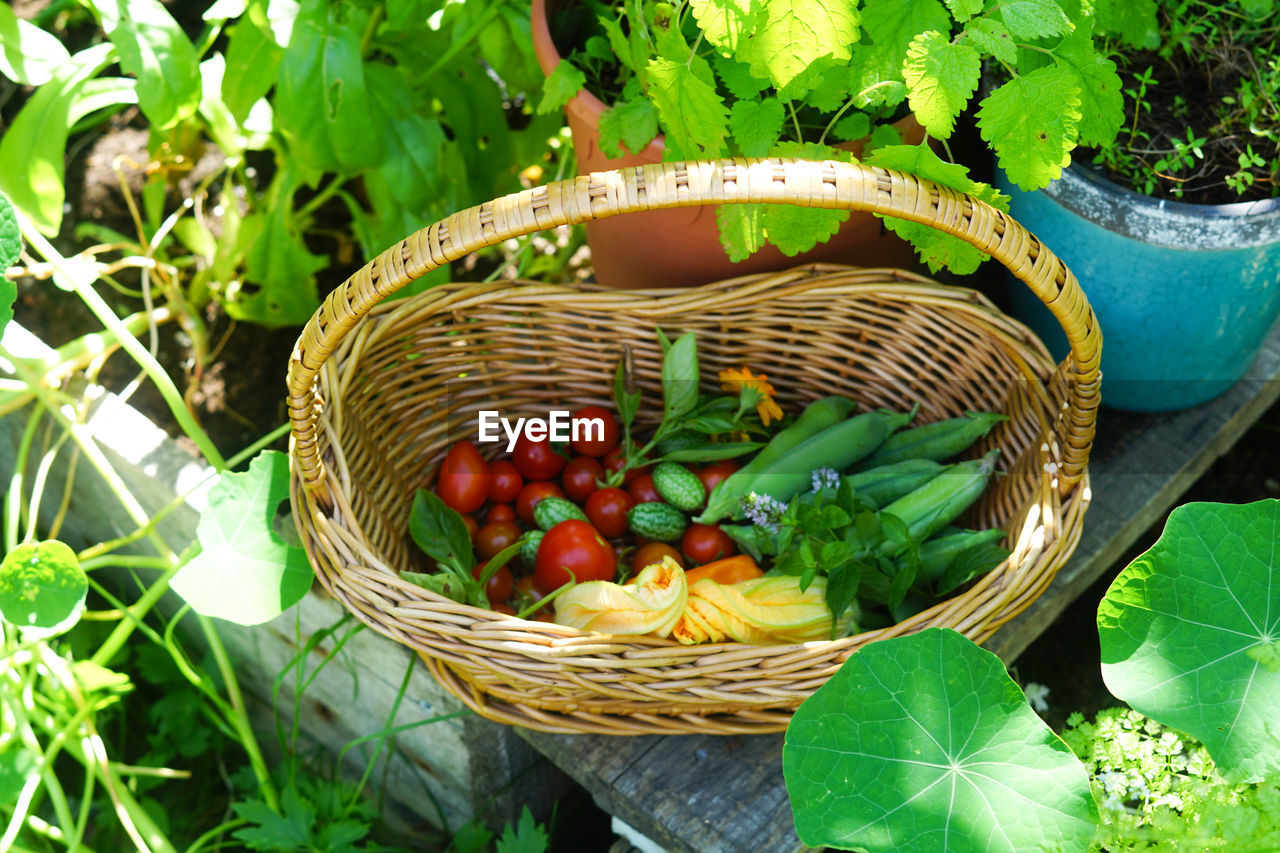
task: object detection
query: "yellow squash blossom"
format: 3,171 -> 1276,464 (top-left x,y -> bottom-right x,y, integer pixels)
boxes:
672,575 -> 850,645
719,366 -> 784,426
553,557 -> 687,637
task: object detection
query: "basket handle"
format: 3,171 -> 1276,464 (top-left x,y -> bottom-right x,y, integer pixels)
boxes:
287,158 -> 1100,503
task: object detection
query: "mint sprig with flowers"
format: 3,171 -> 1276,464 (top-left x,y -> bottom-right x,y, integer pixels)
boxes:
604,329 -> 777,487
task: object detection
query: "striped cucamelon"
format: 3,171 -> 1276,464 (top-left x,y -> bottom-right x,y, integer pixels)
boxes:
627,502 -> 689,542
698,396 -> 856,523
533,497 -> 588,531
521,530 -> 544,567
652,462 -> 706,511
856,411 -> 1008,470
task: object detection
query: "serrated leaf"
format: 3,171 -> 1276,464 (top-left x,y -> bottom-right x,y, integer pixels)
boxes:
496,806 -> 550,853
599,97 -> 660,158
1099,500 -> 1280,783
0,2 -> 70,86
779,56 -> 851,112
730,97 -> 785,157
1092,0 -> 1158,49
762,205 -> 848,256
1052,28 -> 1124,147
849,0 -> 949,107
222,0 -> 284,124
689,0 -> 761,54
958,17 -> 1017,65
647,57 -> 728,158
713,53 -> 768,100
0,193 -> 17,337
0,540 -> 86,634
172,451 -> 313,626
978,64 -> 1081,191
943,0 -> 982,22
96,0 -> 201,130
743,0 -> 861,90
784,628 -> 1098,851
832,112 -> 871,142
537,58 -> 585,115
717,203 -> 764,262
0,42 -> 114,236
1000,0 -> 1073,39
903,31 -> 980,138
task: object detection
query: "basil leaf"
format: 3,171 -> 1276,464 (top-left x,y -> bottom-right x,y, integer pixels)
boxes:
824,561 -> 861,629
613,356 -> 640,430
661,331 -> 699,422
409,490 -> 475,571
936,540 -> 1010,595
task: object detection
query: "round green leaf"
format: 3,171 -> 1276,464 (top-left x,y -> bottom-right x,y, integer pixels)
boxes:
784,628 -> 1098,852
1100,500 -> 1280,782
0,540 -> 87,633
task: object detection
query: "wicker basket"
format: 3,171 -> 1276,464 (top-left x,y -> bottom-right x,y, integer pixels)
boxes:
286,158 -> 1101,735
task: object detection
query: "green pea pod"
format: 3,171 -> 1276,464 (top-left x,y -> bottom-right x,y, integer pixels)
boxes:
855,410 -> 1008,470
919,527 -> 1006,582
723,408 -> 916,518
697,395 -> 856,523
802,458 -> 948,509
880,449 -> 1001,545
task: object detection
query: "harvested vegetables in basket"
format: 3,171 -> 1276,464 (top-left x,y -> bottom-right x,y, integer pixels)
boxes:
402,328 -> 1009,640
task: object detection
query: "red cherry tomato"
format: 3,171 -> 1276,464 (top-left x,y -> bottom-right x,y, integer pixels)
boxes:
475,521 -> 523,561
696,460 -> 740,497
437,441 -> 489,514
681,523 -> 737,565
461,513 -> 479,541
631,542 -> 684,573
585,487 -> 634,538
512,434 -> 567,481
603,446 -> 649,486
487,504 -> 516,524
534,520 -> 618,593
472,562 -> 514,605
562,456 -> 605,503
570,406 -> 620,457
488,460 -> 523,504
516,481 -> 565,526
492,602 -> 517,616
628,473 -> 662,504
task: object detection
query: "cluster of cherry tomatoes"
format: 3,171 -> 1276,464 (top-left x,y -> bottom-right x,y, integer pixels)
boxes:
433,405 -> 740,614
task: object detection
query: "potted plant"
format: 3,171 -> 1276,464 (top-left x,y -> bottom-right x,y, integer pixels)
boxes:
532,0 -> 1122,288
998,0 -> 1280,412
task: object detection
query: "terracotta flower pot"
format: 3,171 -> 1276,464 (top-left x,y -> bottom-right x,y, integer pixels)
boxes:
531,0 -> 923,289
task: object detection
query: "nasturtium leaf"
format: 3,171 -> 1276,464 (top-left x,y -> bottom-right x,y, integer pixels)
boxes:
1000,0 -> 1073,39
957,18 -> 1018,65
716,203 -> 764,262
849,0 -> 949,107
646,57 -> 728,158
730,97 -> 785,157
784,628 -> 1098,851
902,31 -> 980,139
96,0 -> 201,130
0,192 -> 18,337
0,540 -> 87,634
0,3 -> 70,86
536,58 -> 585,115
0,749 -> 37,804
1092,0 -> 1158,50
1051,29 -> 1124,148
742,0 -> 861,90
689,0 -> 760,54
173,451 -> 312,626
977,64 -> 1081,191
599,97 -> 660,158
1099,500 -> 1280,783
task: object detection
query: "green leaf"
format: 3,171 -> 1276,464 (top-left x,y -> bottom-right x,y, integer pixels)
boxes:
646,57 -> 728,158
276,1 -> 384,175
1051,28 -> 1124,148
613,357 -> 641,429
0,540 -> 86,634
233,787 -> 316,850
1000,0 -> 1073,39
849,0 -> 949,108
203,0 -> 247,21
743,0 -> 860,90
689,0 -> 761,54
1099,500 -> 1280,783
762,204 -> 848,256
222,0 -> 284,124
0,42 -> 114,236
71,660 -> 133,693
0,2 -> 70,86
0,749 -> 37,804
96,0 -> 201,130
713,53 -> 769,101
662,332 -> 700,422
599,97 -> 660,158
233,187 -> 325,327
784,628 -> 1098,851
832,112 -> 871,142
1093,0 -> 1158,49
730,97 -> 785,157
902,31 -> 980,139
537,58 -> 585,115
0,193 -> 18,337
409,490 -> 475,572
977,64 -> 1081,191
957,18 -> 1017,65
717,203 -> 764,262
496,806 -> 550,853
172,451 -> 313,626
936,540 -> 1011,595
943,0 -> 982,22
366,64 -> 448,215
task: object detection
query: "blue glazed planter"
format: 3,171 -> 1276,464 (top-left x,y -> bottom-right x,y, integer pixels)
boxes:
998,164 -> 1280,412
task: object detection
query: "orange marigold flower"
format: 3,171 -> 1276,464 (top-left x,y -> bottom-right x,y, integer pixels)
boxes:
719,367 -> 784,426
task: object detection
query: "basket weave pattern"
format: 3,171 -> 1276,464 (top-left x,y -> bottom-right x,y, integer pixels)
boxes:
286,159 -> 1101,735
